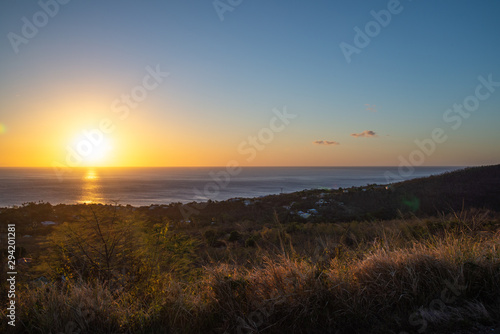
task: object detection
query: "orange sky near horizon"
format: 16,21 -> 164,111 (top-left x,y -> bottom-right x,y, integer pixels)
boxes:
0,92 -> 497,168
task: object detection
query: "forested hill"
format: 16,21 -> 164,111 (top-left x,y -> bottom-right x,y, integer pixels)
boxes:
390,164 -> 500,215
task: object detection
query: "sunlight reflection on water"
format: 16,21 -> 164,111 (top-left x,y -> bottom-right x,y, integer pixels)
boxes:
79,169 -> 103,204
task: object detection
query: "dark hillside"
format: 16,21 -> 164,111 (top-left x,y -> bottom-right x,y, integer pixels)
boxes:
394,164 -> 500,214
140,164 -> 500,224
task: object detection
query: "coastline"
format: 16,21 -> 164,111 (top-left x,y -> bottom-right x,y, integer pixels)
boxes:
0,166 -> 463,208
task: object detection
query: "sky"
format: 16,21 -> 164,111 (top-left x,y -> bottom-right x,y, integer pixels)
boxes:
1,0 -> 499,167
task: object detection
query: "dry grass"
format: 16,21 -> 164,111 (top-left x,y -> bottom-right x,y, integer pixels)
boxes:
3,211 -> 500,333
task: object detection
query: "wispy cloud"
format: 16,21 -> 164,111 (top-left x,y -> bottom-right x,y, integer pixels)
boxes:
313,140 -> 340,145
351,130 -> 377,138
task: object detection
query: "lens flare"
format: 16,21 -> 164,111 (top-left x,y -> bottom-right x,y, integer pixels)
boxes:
0,123 -> 6,134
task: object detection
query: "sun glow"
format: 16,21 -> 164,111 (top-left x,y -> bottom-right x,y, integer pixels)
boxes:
69,131 -> 114,167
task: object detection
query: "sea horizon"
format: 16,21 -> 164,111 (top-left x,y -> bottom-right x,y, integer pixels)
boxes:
0,166 -> 464,208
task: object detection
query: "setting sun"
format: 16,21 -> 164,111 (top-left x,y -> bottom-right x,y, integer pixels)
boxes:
68,130 -> 113,167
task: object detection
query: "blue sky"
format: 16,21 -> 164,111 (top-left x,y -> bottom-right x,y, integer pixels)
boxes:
1,0 -> 499,167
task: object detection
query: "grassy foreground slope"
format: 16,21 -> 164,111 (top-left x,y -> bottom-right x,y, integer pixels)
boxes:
1,165 -> 500,333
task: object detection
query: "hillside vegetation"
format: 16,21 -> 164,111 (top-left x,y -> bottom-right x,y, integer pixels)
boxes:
1,165 -> 500,333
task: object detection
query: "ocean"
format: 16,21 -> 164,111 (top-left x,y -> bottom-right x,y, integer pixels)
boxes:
0,166 -> 462,207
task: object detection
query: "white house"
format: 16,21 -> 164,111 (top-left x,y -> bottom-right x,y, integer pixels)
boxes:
297,211 -> 311,219
41,221 -> 56,226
